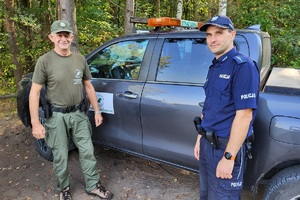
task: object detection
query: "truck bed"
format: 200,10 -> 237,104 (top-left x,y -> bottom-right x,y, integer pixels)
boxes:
264,67 -> 300,95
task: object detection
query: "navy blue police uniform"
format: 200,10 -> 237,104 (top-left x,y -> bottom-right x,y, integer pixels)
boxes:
199,48 -> 260,199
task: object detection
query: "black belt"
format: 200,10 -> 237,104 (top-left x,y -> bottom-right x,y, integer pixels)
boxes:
202,130 -> 253,159
52,104 -> 81,114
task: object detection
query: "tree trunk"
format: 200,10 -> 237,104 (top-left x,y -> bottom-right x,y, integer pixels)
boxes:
156,0 -> 160,17
194,0 -> 199,21
124,0 -> 134,35
57,0 -> 79,52
219,0 -> 227,16
4,0 -> 23,90
20,0 -> 34,72
176,0 -> 183,19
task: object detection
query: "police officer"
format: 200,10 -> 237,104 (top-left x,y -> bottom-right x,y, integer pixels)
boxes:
29,20 -> 113,200
194,15 -> 260,199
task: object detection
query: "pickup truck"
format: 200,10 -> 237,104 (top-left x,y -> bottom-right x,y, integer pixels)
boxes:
17,17 -> 300,199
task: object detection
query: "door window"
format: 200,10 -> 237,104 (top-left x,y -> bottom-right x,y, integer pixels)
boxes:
88,39 -> 149,80
156,38 -> 214,84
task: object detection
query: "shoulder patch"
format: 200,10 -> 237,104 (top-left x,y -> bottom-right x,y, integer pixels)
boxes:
233,55 -> 247,64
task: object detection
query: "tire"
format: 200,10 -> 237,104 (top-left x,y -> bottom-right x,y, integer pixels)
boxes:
263,165 -> 300,200
34,138 -> 53,162
34,107 -> 53,162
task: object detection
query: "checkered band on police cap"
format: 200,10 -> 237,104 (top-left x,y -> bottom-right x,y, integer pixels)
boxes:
51,20 -> 73,34
199,15 -> 234,31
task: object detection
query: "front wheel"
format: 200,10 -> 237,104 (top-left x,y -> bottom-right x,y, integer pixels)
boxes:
34,107 -> 53,162
263,165 -> 300,200
34,138 -> 53,162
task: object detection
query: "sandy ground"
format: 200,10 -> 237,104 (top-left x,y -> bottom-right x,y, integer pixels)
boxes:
0,117 -> 264,200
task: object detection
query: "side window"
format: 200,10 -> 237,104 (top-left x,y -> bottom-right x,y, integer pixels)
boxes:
156,38 -> 214,84
87,39 -> 149,80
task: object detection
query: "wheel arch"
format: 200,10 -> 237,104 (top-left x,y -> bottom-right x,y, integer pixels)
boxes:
263,160 -> 300,181
263,165 -> 300,200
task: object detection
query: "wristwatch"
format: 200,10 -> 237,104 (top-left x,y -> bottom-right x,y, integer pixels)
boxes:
224,152 -> 236,160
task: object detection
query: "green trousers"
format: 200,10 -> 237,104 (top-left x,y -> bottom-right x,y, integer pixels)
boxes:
44,110 -> 100,192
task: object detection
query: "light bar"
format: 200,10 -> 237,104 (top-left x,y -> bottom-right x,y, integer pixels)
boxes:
148,17 -> 203,28
148,17 -> 181,27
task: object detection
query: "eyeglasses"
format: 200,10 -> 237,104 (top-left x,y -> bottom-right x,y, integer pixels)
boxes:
56,32 -> 72,39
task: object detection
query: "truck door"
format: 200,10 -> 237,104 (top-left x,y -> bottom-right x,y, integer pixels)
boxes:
86,37 -> 155,153
141,35 -> 214,170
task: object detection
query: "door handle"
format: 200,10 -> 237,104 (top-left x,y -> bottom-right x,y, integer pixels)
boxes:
117,91 -> 138,99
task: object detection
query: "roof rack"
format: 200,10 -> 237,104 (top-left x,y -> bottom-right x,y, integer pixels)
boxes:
130,17 -> 203,33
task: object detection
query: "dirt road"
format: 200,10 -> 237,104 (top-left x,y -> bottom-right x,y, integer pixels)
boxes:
0,118 -> 263,200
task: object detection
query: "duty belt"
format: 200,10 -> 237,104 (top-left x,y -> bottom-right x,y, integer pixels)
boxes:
202,130 -> 220,149
193,117 -> 220,149
52,104 -> 81,114
193,116 -> 253,158
43,98 -> 87,119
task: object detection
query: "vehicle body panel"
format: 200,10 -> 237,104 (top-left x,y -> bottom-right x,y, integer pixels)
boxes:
244,93 -> 300,190
141,83 -> 204,170
88,80 -> 144,153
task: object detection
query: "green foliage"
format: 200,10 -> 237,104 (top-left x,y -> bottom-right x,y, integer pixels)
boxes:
77,0 -> 123,55
0,61 -> 17,95
228,0 -> 300,68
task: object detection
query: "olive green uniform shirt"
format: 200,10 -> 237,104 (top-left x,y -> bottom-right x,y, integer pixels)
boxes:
32,50 -> 91,107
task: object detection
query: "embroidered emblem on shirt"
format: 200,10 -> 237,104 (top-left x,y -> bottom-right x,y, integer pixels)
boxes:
241,93 -> 256,99
219,74 -> 230,79
74,69 -> 82,85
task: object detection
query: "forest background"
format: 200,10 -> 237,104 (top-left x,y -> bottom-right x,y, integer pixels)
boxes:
1,0 -> 300,96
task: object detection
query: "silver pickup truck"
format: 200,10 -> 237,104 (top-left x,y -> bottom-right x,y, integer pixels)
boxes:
17,18 -> 300,199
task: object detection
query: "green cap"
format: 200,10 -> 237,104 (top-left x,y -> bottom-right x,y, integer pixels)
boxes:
50,20 -> 73,34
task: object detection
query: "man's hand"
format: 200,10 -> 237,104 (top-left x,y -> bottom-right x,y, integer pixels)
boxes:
94,113 -> 103,127
31,122 -> 46,139
194,135 -> 201,160
216,157 -> 234,179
